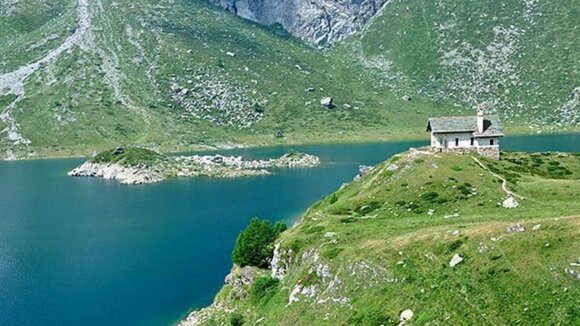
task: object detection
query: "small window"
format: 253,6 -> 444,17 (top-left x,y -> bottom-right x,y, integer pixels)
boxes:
490,139 -> 494,146
455,138 -> 459,147
470,137 -> 474,146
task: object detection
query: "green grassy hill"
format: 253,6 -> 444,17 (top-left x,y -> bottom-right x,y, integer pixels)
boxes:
337,0 -> 579,128
1,0 -> 578,159
0,0 -> 441,159
183,150 -> 580,325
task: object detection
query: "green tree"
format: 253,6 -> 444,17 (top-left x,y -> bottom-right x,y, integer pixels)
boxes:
232,218 -> 287,268
229,313 -> 244,326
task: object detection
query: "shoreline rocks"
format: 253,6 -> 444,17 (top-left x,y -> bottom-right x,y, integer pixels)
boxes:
67,162 -> 165,185
68,152 -> 321,185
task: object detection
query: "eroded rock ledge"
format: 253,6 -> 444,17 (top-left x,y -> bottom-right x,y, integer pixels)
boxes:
68,148 -> 321,185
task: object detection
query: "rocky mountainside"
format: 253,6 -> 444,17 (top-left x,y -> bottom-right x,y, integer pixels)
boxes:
0,0 -> 577,160
338,0 -> 579,128
182,150 -> 580,325
1,0 -> 431,160
208,0 -> 388,46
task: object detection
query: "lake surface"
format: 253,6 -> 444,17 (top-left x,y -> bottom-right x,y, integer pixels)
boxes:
0,134 -> 578,326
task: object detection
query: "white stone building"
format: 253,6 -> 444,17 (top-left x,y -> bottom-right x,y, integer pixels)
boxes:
426,107 -> 504,159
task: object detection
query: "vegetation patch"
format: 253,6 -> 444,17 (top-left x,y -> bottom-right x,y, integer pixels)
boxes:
249,276 -> 279,305
232,218 -> 287,268
91,147 -> 164,167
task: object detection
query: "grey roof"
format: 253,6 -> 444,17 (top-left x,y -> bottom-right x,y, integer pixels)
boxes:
426,115 -> 503,137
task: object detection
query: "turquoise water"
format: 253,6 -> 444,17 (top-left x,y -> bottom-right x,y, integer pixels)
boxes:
0,134 -> 578,325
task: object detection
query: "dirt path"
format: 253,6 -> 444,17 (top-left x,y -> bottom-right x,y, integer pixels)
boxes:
0,0 -> 90,144
470,156 -> 525,199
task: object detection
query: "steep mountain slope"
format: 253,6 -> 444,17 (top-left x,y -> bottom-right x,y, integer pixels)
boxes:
0,0 -> 437,160
208,0 -> 389,46
182,150 -> 580,325
338,0 -> 579,128
0,0 -> 578,160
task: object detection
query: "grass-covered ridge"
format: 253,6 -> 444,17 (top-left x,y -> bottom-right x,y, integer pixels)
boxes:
1,0 -> 442,159
183,150 -> 580,325
91,147 -> 165,166
337,0 -> 579,128
2,0 -> 578,160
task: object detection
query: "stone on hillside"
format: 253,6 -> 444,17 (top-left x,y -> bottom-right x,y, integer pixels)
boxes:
402,95 -> 412,101
225,266 -> 256,289
343,103 -> 352,109
358,165 -> 373,176
532,224 -> 541,231
506,224 -> 525,233
226,51 -> 235,57
502,197 -> 519,208
449,254 -> 464,267
180,88 -> 189,96
387,164 -> 399,171
170,83 -> 181,93
305,87 -> 315,92
400,309 -> 414,322
113,147 -> 125,155
320,97 -> 333,108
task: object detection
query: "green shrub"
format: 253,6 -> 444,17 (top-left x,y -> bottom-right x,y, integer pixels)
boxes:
230,313 -> 244,326
250,276 -> 279,304
322,247 -> 343,260
232,218 -> 287,268
329,193 -> 339,204
420,191 -> 439,202
304,225 -> 325,234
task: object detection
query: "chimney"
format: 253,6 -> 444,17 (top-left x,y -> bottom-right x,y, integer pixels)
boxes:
476,104 -> 484,133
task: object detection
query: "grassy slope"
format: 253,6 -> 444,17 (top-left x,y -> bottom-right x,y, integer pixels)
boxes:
2,0 -> 578,159
1,0 -> 444,159
336,0 -> 579,128
192,150 -> 580,325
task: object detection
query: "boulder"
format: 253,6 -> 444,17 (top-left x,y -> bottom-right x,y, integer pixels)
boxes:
212,155 -> 224,164
113,147 -> 125,155
506,224 -> 525,233
502,197 -> 518,208
358,165 -> 373,176
400,309 -> 414,322
449,254 -> 464,267
402,95 -> 412,101
320,97 -> 333,108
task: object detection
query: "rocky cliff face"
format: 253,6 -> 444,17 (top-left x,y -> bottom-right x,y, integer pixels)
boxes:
208,0 -> 388,45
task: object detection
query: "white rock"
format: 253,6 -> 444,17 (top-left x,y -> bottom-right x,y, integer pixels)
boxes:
449,254 -> 464,267
320,97 -> 333,108
506,224 -> 525,233
400,309 -> 414,322
532,224 -> 541,231
502,197 -> 519,208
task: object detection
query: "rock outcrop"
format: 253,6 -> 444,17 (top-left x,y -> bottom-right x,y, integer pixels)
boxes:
68,152 -> 321,185
208,0 -> 389,46
68,162 -> 165,185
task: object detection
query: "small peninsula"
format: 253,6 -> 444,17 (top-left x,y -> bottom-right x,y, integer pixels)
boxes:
68,147 -> 321,185
180,149 -> 580,325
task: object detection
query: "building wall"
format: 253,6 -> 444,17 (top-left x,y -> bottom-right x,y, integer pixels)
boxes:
431,133 -> 499,149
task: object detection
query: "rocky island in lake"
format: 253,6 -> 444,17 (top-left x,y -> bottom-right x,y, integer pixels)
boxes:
68,147 -> 321,185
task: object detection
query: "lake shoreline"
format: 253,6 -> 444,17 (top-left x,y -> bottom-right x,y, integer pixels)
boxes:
3,129 -> 580,162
